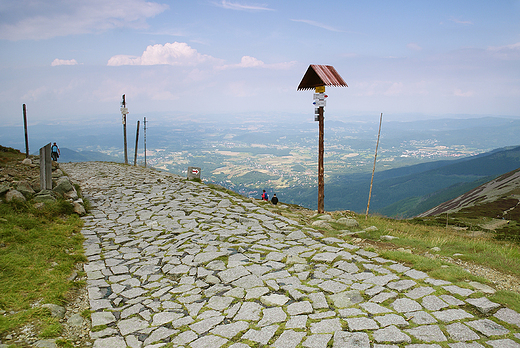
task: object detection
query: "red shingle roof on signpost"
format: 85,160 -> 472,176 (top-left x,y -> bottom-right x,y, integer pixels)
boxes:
297,64 -> 348,90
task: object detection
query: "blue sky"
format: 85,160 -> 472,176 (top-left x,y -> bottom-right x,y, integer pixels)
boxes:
1,0 -> 520,126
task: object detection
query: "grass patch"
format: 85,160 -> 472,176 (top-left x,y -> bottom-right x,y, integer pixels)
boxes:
356,215 -> 520,280
490,290 -> 520,313
0,199 -> 85,335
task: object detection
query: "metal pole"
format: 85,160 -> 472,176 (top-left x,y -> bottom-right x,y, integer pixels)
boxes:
366,113 -> 383,220
122,94 -> 128,164
23,104 -> 29,158
318,106 -> 325,213
134,120 -> 140,166
144,117 -> 147,168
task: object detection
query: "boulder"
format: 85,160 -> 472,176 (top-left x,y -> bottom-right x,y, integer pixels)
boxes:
64,187 -> 78,200
337,217 -> 359,228
312,220 -> 332,229
33,190 -> 57,203
5,189 -> 26,202
51,169 -> 64,178
317,214 -> 333,221
21,158 -> 32,165
53,177 -> 73,196
0,183 -> 10,196
16,181 -> 35,198
73,201 -> 86,216
30,178 -> 41,192
41,303 -> 66,319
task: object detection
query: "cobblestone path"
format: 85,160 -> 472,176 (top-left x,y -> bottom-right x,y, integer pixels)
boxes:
62,162 -> 520,348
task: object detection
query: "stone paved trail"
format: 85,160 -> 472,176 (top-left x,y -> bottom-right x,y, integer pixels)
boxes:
62,162 -> 520,348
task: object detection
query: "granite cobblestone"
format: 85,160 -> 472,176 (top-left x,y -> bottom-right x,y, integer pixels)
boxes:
61,162 -> 520,348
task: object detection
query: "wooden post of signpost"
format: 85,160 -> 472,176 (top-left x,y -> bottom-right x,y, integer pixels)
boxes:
121,95 -> 129,164
23,104 -> 29,158
317,102 -> 325,213
134,120 -> 140,166
143,117 -> 147,168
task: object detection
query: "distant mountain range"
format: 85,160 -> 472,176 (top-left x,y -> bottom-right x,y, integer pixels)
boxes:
281,145 -> 520,218
417,167 -> 520,220
57,148 -> 121,163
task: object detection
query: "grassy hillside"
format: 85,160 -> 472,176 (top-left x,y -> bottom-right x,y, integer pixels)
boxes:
280,145 -> 520,217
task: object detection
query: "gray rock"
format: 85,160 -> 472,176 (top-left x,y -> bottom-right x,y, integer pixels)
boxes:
466,318 -> 509,337
273,330 -> 307,348
67,313 -> 85,327
466,297 -> 501,314
445,322 -> 480,341
391,298 -> 422,313
33,190 -> 56,203
494,307 -> 520,327
336,217 -> 359,228
5,189 -> 25,202
53,176 -> 73,196
34,340 -> 57,348
373,325 -> 411,344
346,317 -> 379,331
405,325 -> 447,342
302,333 -> 332,348
16,181 -> 35,197
91,312 -> 116,327
333,331 -> 370,347
432,309 -> 473,322
310,318 -> 343,333
73,201 -> 86,215
41,303 -> 66,319
312,220 -> 332,229
0,183 -> 10,195
242,324 -> 279,345
287,301 -> 313,315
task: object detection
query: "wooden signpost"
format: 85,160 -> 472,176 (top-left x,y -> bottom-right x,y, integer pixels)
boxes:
298,65 -> 347,213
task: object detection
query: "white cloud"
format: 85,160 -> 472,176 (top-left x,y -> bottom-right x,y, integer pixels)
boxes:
215,0 -> 274,11
107,42 -> 217,66
407,43 -> 422,51
449,17 -> 473,25
51,59 -> 78,66
219,55 -> 296,70
0,0 -> 169,40
487,42 -> 520,60
454,89 -> 474,97
290,19 -> 342,32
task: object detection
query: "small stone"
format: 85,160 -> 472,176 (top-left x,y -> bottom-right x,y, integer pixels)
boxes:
466,297 -> 501,314
41,303 -> 66,319
381,235 -> 398,241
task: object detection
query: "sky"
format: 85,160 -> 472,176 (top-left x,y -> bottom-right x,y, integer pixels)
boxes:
1,0 -> 520,127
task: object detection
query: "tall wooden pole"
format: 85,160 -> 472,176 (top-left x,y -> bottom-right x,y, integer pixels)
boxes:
318,106 -> 325,213
122,94 -> 128,164
366,113 -> 383,220
23,104 -> 29,158
143,117 -> 147,168
134,120 -> 140,166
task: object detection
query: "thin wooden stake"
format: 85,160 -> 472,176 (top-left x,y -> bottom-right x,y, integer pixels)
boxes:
23,104 -> 29,158
134,120 -> 140,166
366,113 -> 383,220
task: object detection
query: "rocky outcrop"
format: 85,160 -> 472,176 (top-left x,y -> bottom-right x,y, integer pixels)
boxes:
0,156 -> 87,215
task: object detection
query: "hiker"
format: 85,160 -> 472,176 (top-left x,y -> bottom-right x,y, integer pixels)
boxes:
271,194 -> 278,205
51,142 -> 60,161
261,190 -> 269,201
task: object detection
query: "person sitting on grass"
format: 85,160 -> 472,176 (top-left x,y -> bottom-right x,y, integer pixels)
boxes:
271,194 -> 278,205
